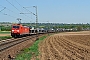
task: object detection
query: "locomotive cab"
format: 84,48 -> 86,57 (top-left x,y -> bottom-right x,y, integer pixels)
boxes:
11,24 -> 21,37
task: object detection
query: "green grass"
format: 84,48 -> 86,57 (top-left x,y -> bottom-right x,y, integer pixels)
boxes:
0,31 -> 10,34
0,36 -> 12,40
15,36 -> 47,60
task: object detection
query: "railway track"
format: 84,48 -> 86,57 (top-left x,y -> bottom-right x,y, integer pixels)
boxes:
0,34 -> 44,60
0,33 -> 51,60
0,35 -> 38,52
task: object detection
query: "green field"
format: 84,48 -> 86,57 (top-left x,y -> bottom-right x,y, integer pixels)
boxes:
0,31 -> 11,34
16,36 -> 47,60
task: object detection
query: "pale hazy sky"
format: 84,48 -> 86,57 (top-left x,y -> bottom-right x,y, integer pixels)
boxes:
0,0 -> 90,23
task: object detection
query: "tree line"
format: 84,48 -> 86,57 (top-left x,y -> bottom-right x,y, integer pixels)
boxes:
0,23 -> 90,31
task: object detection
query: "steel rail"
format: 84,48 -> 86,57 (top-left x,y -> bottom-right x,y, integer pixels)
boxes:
0,36 -> 36,52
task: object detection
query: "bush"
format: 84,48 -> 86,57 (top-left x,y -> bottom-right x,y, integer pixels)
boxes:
1,26 -> 11,31
16,36 -> 47,60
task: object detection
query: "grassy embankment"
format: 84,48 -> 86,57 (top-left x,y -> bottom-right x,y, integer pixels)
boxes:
0,36 -> 12,40
16,36 -> 47,60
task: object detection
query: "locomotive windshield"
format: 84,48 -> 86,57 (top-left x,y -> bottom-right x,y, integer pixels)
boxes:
13,26 -> 19,29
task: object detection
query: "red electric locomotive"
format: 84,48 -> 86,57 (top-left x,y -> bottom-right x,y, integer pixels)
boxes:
11,24 -> 29,37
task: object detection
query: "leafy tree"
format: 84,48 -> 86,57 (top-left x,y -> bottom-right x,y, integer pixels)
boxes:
77,26 -> 82,31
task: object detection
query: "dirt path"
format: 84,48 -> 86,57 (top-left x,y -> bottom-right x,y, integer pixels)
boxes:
0,34 -> 10,36
38,31 -> 90,60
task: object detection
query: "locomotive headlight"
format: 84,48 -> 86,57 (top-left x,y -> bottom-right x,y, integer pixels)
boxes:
12,30 -> 14,32
17,30 -> 19,32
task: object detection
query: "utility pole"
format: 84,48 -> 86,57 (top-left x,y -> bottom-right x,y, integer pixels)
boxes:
30,21 -> 31,26
33,6 -> 38,40
47,21 -> 49,36
33,6 -> 38,29
20,6 -> 38,40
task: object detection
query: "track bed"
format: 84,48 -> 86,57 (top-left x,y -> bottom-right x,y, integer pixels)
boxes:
0,34 -> 46,60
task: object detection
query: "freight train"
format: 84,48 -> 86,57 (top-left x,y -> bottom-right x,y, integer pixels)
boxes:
11,24 -> 78,38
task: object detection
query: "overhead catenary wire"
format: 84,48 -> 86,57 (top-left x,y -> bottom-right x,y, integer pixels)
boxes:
0,5 -> 20,19
1,12 -> 17,18
0,4 -> 28,19
0,5 -> 19,19
14,0 -> 33,14
0,7 -> 6,12
0,5 -> 26,20
14,0 -> 23,8
0,0 -> 33,23
6,0 -> 21,12
15,0 -> 34,19
22,7 -> 37,22
14,0 -> 33,19
5,0 -> 31,19
14,0 -> 36,23
23,7 -> 34,14
0,5 -> 15,13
